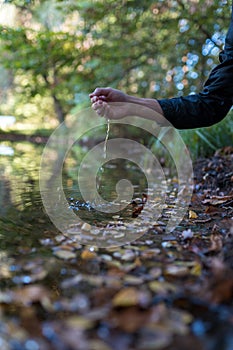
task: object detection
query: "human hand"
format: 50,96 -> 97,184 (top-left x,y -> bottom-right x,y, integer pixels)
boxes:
89,87 -> 130,119
89,87 -> 128,103
89,87 -> 166,124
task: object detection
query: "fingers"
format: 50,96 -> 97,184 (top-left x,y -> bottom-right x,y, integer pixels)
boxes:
92,100 -> 106,116
92,100 -> 112,119
90,95 -> 107,103
89,87 -> 111,98
90,87 -> 113,119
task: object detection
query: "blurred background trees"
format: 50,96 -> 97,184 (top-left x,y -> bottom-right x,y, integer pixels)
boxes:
0,0 -> 232,155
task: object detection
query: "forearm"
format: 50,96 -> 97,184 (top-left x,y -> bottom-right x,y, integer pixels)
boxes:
125,94 -> 169,125
126,95 -> 163,115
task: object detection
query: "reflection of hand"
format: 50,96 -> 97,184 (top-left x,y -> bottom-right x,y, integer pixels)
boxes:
89,87 -> 130,119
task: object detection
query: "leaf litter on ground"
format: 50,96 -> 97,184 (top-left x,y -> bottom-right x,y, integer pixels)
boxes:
0,148 -> 233,350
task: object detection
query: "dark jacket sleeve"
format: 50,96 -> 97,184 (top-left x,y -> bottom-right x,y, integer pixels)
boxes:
157,7 -> 233,129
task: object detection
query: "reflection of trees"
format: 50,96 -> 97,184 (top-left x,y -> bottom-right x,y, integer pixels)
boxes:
0,0 -> 230,125
0,142 -> 58,267
0,172 -> 12,217
0,142 -> 44,223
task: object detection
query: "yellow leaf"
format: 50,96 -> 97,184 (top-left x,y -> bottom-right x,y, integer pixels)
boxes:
113,288 -> 139,307
189,210 -> 198,219
190,262 -> 202,276
81,250 -> 97,260
112,287 -> 149,307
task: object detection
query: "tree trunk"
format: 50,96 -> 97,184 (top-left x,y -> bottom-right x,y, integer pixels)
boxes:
53,95 -> 65,124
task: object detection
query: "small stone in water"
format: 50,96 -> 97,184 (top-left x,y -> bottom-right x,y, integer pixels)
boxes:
100,254 -> 112,261
121,251 -> 135,261
114,233 -> 125,239
54,250 -> 76,260
81,223 -> 91,231
91,229 -> 101,235
112,215 -> 120,219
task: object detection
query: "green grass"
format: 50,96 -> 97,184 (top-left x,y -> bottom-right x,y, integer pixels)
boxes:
179,112 -> 233,159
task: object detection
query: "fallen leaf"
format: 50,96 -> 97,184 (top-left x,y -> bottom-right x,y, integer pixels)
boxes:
148,281 -> 177,294
81,250 -> 97,260
65,316 -> 94,330
164,265 -> 189,277
190,261 -> 202,276
53,250 -> 76,260
123,275 -> 144,285
208,233 -> 223,253
13,285 -> 52,310
108,306 -> 151,332
112,287 -> 150,308
189,210 -> 198,219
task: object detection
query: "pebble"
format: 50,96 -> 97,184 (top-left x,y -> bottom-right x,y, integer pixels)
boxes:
81,223 -> 92,231
113,233 -> 125,239
54,250 -> 76,260
181,229 -> 194,240
100,254 -> 112,262
121,251 -> 135,261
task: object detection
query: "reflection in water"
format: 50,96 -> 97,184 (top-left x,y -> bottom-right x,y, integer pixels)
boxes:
0,139 -> 150,261
0,115 -> 16,128
0,144 -> 14,156
0,137 -> 175,287
0,141 -> 62,292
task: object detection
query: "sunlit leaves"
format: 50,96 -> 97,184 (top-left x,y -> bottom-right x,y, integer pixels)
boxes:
0,0 -> 232,126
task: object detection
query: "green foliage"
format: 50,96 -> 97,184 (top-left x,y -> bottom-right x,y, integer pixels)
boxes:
0,0 -> 232,156
179,112 -> 233,158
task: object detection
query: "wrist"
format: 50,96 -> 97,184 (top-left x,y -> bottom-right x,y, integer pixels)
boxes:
123,94 -> 165,122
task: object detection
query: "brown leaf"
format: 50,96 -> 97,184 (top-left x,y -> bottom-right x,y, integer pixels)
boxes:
108,306 -> 151,332
208,229 -> 223,253
210,278 -> 233,304
81,250 -> 97,260
13,285 -> 52,310
112,287 -> 150,308
91,287 -> 120,307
